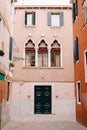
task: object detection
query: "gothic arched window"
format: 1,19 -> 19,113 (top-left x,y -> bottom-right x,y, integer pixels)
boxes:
51,40 -> 61,67
25,39 -> 35,66
38,40 -> 48,67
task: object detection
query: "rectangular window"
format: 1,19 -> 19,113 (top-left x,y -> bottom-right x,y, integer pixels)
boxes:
25,11 -> 36,26
84,50 -> 87,82
9,36 -> 13,60
73,37 -> 79,63
72,0 -> 78,22
82,0 -> 87,26
47,12 -> 64,27
51,13 -> 60,27
76,81 -> 81,104
7,82 -> 10,102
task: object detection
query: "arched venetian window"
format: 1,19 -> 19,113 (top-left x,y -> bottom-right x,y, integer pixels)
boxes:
25,39 -> 35,66
38,40 -> 48,67
51,40 -> 61,67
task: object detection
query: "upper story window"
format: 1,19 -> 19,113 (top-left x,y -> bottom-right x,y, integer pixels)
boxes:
25,11 -> 36,26
51,40 -> 61,67
25,39 -> 35,67
47,12 -> 64,27
82,0 -> 87,26
84,50 -> 87,82
38,40 -> 48,67
72,0 -> 78,22
73,37 -> 79,63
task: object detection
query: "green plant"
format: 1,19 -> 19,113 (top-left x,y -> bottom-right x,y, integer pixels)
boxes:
0,50 -> 5,56
9,62 -> 15,67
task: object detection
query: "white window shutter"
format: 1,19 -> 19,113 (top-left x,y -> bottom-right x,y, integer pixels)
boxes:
60,12 -> 64,26
47,12 -> 51,26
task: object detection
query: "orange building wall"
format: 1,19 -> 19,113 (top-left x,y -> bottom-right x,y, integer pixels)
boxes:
73,0 -> 87,127
0,67 -> 12,102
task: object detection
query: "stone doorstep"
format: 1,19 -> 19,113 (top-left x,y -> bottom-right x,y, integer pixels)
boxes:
11,114 -> 76,122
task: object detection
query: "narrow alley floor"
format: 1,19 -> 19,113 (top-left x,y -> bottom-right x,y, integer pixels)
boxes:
1,115 -> 87,130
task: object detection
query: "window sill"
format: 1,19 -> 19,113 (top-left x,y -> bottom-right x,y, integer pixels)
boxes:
74,59 -> 79,64
7,101 -> 10,104
50,26 -> 61,28
25,25 -> 36,28
77,102 -> 81,105
22,66 -> 64,69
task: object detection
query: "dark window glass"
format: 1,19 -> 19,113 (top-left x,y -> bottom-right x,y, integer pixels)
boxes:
7,82 -> 10,102
72,0 -> 78,22
73,37 -> 79,63
77,82 -> 81,103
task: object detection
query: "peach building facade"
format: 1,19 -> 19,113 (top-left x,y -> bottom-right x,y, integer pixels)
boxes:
71,0 -> 87,127
11,4 -> 75,119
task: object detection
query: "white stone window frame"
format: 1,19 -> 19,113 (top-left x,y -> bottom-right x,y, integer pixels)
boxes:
51,40 -> 63,68
76,81 -> 81,104
84,50 -> 87,83
23,40 -> 63,68
82,0 -> 87,26
25,39 -> 35,67
48,12 -> 64,27
38,40 -> 48,67
25,11 -> 36,27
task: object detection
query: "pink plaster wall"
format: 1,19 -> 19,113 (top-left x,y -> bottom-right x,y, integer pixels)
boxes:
13,6 -> 74,83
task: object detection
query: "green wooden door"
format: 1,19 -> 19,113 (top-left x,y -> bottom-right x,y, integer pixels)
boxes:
34,86 -> 51,114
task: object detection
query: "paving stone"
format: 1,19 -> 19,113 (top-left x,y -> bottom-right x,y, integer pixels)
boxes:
1,121 -> 87,130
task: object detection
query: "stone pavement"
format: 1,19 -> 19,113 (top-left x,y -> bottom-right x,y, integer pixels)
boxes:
1,115 -> 87,130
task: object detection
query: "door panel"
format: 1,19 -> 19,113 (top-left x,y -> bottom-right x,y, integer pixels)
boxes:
34,86 -> 51,114
34,87 -> 43,114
